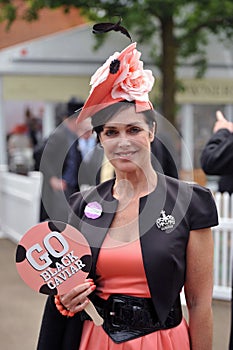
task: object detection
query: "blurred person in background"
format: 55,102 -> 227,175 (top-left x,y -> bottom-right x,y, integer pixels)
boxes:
7,123 -> 34,175
76,118 -> 97,190
201,110 -> 233,194
25,106 -> 42,147
37,98 -> 84,222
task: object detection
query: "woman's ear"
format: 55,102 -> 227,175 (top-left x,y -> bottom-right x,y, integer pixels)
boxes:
149,122 -> 156,142
98,134 -> 104,148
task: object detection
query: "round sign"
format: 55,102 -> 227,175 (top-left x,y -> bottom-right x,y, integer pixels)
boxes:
15,221 -> 92,295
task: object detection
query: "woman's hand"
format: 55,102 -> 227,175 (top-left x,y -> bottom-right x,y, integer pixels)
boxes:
59,279 -> 96,314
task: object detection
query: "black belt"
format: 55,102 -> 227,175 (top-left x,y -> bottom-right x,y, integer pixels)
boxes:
82,294 -> 182,343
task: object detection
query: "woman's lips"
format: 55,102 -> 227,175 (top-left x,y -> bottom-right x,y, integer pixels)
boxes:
114,151 -> 137,159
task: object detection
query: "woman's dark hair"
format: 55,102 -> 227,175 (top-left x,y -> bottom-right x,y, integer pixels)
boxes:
91,101 -> 157,141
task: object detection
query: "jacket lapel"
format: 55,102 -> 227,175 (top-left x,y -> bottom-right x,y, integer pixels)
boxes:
139,173 -> 186,324
79,180 -> 118,279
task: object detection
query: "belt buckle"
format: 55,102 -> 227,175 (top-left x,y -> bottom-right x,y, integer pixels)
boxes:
107,296 -> 147,330
108,297 -> 125,329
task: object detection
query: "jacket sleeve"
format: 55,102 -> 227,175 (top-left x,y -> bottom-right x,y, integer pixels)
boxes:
187,184 -> 219,230
200,129 -> 233,175
37,296 -> 83,350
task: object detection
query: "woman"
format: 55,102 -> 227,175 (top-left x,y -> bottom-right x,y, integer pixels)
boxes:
37,41 -> 218,350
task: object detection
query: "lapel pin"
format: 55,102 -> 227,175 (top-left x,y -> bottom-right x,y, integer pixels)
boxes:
156,210 -> 175,231
84,202 -> 103,219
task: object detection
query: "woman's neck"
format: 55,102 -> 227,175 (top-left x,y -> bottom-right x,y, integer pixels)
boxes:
113,167 -> 157,201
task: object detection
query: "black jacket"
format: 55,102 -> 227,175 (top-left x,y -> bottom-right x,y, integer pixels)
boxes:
201,129 -> 233,194
37,174 -> 218,350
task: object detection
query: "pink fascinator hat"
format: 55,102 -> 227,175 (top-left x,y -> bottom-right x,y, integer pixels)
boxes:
77,22 -> 155,124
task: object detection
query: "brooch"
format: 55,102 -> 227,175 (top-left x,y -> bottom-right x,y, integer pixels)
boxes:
156,210 -> 175,231
84,202 -> 102,219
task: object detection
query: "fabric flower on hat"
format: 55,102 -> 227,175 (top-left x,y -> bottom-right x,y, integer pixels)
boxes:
90,43 -> 154,103
77,42 -> 155,124
90,52 -> 120,93
112,47 -> 154,102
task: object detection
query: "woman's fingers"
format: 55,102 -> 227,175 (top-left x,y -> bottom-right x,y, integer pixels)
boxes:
69,284 -> 96,313
71,296 -> 90,313
59,281 -> 96,312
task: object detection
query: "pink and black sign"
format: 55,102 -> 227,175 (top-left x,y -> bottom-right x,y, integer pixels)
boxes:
15,221 -> 92,295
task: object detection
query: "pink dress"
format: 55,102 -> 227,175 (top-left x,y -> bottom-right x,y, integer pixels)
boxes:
79,234 -> 190,350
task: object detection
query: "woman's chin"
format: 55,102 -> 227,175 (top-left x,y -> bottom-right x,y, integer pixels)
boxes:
112,159 -> 140,173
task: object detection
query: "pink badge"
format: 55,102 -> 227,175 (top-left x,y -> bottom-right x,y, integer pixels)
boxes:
84,202 -> 102,219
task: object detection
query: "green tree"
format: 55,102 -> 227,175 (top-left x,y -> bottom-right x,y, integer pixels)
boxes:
1,0 -> 233,125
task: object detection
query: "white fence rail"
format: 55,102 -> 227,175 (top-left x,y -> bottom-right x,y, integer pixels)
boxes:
0,166 -> 43,243
213,192 -> 233,300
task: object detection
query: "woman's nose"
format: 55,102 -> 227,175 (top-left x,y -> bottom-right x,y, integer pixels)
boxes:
118,134 -> 131,148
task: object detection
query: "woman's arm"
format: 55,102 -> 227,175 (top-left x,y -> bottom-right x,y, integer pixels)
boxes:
184,228 -> 214,350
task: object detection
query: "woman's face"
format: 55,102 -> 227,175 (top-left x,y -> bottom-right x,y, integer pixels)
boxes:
99,105 -> 155,174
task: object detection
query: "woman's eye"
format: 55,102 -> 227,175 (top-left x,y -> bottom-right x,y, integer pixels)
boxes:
128,127 -> 141,134
104,129 -> 118,137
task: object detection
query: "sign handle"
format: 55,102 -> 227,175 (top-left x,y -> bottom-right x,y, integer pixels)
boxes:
84,301 -> 104,326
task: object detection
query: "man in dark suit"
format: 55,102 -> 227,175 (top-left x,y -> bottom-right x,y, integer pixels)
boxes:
39,100 -> 84,222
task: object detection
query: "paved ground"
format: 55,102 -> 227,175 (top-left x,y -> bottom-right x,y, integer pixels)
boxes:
0,238 -> 231,350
